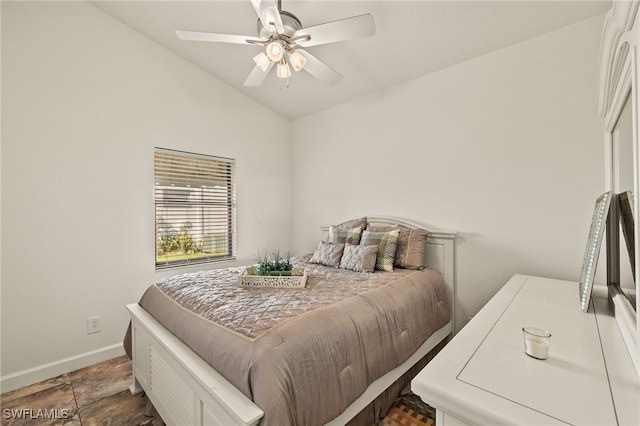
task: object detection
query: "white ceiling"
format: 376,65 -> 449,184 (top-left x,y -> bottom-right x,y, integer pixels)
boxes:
91,0 -> 611,120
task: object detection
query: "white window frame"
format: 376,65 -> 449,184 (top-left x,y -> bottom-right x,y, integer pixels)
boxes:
154,148 -> 236,270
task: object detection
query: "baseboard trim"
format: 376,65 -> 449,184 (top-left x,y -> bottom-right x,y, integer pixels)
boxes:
0,343 -> 125,394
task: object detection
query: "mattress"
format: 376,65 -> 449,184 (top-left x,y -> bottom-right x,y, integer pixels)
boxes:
125,255 -> 450,425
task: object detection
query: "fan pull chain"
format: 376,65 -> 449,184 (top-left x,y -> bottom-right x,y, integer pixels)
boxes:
279,78 -> 290,89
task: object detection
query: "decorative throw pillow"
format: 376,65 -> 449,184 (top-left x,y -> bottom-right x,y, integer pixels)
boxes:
333,217 -> 367,231
368,225 -> 430,269
328,225 -> 364,245
339,243 -> 379,273
309,241 -> 345,268
359,229 -> 400,271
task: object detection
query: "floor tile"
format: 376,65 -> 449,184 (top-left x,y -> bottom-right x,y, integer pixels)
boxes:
77,390 -> 151,426
69,355 -> 132,408
0,383 -> 78,426
1,374 -> 71,404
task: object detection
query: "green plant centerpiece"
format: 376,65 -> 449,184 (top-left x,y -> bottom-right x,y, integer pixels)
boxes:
239,250 -> 307,288
256,250 -> 293,276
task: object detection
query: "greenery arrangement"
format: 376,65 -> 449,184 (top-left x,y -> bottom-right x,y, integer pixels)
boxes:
256,250 -> 293,276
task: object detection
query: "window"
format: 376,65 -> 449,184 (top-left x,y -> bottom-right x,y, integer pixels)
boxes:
154,148 -> 236,269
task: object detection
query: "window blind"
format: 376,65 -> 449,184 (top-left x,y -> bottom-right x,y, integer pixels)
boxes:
154,148 -> 236,269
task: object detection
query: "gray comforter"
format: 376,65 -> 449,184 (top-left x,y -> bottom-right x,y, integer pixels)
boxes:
125,256 -> 450,425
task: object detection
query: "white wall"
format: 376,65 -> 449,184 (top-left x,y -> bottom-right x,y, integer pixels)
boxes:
291,15 -> 606,331
1,1 -> 291,387
1,1 -> 608,390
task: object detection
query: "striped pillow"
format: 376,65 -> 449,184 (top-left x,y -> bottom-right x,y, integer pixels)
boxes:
328,226 -> 364,245
360,229 -> 400,271
367,225 -> 430,269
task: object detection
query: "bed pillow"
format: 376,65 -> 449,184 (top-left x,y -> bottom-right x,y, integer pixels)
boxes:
368,225 -> 430,269
339,243 -> 379,273
359,229 -> 400,271
333,217 -> 367,231
309,241 -> 345,268
328,225 -> 364,245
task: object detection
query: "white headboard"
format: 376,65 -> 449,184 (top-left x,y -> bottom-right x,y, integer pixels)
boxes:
321,216 -> 457,333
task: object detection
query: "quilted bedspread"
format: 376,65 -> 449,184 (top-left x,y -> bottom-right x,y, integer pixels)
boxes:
127,256 -> 450,426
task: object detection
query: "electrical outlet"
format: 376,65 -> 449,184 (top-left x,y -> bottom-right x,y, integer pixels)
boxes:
87,316 -> 101,334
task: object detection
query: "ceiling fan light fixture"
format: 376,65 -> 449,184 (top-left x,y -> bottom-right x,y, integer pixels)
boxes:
276,59 -> 292,78
288,50 -> 307,72
176,4 -> 375,88
253,52 -> 271,71
265,41 -> 284,62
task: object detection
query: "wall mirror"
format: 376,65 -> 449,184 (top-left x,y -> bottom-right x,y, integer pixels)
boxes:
597,0 -> 640,376
619,191 -> 636,305
615,92 -> 636,306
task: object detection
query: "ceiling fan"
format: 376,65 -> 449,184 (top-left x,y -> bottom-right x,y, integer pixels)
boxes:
175,0 -> 375,87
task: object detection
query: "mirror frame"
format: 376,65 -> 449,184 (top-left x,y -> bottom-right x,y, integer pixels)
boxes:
598,0 -> 640,377
579,192 -> 612,313
619,191 -> 635,281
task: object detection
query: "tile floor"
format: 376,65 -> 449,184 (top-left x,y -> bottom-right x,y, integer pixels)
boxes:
0,356 -> 158,425
1,356 -> 427,426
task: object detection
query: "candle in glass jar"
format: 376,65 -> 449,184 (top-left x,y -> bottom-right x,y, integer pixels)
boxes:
522,327 -> 551,360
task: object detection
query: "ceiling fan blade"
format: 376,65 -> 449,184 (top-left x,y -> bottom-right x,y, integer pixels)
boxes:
175,30 -> 261,45
296,49 -> 342,85
294,14 -> 375,48
250,0 -> 285,35
243,62 -> 275,86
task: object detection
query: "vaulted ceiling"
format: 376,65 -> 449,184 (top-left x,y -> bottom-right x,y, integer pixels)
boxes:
91,1 -> 611,120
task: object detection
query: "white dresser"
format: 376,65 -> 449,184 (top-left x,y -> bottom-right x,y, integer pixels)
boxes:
412,275 -> 640,425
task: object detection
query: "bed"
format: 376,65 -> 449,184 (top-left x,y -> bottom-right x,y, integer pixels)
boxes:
125,217 -> 456,426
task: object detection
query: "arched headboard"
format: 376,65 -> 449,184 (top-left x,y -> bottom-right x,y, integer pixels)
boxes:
322,216 -> 457,332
